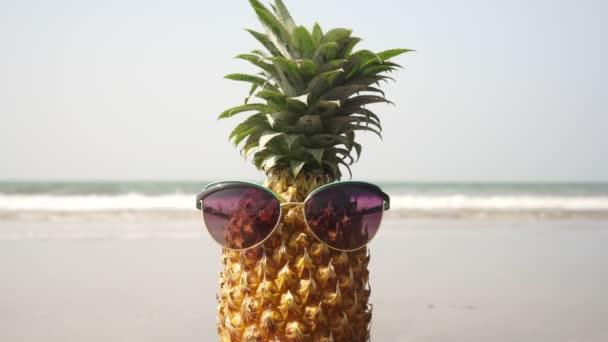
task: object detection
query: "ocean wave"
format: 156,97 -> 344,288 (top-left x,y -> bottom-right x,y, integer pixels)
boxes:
1,193 -> 608,212
0,193 -> 192,211
391,195 -> 608,211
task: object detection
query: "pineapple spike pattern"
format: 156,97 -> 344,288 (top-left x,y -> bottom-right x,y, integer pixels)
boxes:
220,0 -> 411,180
215,1 -> 409,341
218,170 -> 375,341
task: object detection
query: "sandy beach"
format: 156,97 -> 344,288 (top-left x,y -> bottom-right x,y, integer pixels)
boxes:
1,217 -> 607,342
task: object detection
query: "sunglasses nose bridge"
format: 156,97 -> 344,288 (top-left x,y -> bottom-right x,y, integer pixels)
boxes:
280,202 -> 305,209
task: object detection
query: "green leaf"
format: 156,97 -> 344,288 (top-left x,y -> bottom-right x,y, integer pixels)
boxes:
297,59 -> 317,82
270,57 -> 300,79
352,142 -> 362,161
249,0 -> 275,18
275,71 -> 297,97
295,115 -> 323,134
259,131 -> 284,147
305,75 -> 330,101
273,0 -> 296,33
377,48 -> 414,61
339,37 -> 362,58
245,83 -> 259,104
350,124 -> 383,139
255,90 -> 287,106
362,65 -> 396,77
306,134 -> 336,147
224,73 -> 268,85
352,49 -> 382,63
345,75 -> 392,88
250,147 -> 269,164
289,93 -> 309,105
284,134 -> 300,148
322,161 -> 340,180
250,0 -> 293,57
251,49 -> 269,57
352,115 -> 382,132
290,160 -> 306,177
321,28 -> 352,43
270,57 -> 304,96
268,111 -> 300,126
327,117 -> 359,134
313,100 -> 341,116
343,95 -> 394,109
233,128 -> 256,147
243,131 -> 264,158
319,68 -> 344,87
306,149 -> 324,165
229,121 -> 253,141
354,107 -> 382,125
313,42 -> 338,66
344,131 -> 355,148
338,159 -> 353,179
292,26 -> 315,59
249,149 -> 266,164
286,99 -> 309,115
289,160 -> 306,177
245,29 -> 283,57
230,118 -> 265,146
365,86 -> 385,97
219,104 -> 267,119
261,155 -> 283,170
330,147 -> 355,165
319,59 -> 346,73
266,113 -> 276,128
382,61 -> 404,69
321,85 -> 367,101
312,23 -> 323,46
235,54 -> 276,75
346,50 -> 381,78
250,0 -> 286,34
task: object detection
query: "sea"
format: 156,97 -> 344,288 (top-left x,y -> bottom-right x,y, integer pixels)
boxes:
1,181 -> 607,220
2,182 -> 608,342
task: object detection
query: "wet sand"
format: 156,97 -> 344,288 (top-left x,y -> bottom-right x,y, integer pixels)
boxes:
1,219 -> 607,341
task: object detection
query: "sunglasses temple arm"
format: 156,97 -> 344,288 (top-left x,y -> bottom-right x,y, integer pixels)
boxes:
383,199 -> 390,210
381,191 -> 390,210
196,191 -> 210,210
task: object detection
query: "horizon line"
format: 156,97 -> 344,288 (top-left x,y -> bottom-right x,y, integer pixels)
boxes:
1,179 -> 607,184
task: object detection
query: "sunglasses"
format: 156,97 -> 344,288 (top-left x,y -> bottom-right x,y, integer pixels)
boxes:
195,181 -> 390,252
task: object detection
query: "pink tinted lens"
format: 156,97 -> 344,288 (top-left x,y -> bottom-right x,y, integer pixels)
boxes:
202,185 -> 280,250
305,185 -> 384,251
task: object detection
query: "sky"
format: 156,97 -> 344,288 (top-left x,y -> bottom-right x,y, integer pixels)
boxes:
0,0 -> 606,182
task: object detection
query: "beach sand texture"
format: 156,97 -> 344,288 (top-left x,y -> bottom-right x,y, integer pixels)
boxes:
1,218 -> 607,342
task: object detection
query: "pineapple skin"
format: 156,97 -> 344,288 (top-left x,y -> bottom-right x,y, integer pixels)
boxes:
215,1 -> 410,338
217,169 -> 372,341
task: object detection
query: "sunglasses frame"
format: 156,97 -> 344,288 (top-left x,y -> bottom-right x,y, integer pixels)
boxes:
196,180 -> 390,252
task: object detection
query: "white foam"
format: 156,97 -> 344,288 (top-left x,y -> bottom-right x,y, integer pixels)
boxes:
0,193 -> 193,211
1,193 -> 608,212
390,195 -> 608,211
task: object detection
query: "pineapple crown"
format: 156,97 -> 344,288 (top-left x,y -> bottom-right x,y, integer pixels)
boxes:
219,0 -> 411,180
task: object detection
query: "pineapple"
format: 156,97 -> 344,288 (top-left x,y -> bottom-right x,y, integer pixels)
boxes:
216,1 -> 409,340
